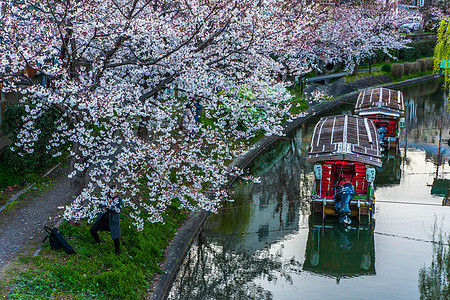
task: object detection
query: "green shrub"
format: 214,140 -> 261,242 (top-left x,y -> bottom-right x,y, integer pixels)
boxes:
404,62 -> 413,75
399,47 -> 419,62
404,61 -> 422,75
0,105 -> 65,175
410,40 -> 436,58
391,63 -> 404,78
398,41 -> 436,61
417,58 -> 434,71
426,58 -> 435,70
372,40 -> 436,64
0,162 -> 22,190
0,191 -> 5,205
411,61 -> 421,74
381,64 -> 392,73
417,58 -> 427,72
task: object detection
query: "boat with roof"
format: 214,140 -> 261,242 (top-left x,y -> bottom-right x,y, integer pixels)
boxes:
355,87 -> 405,152
307,114 -> 382,224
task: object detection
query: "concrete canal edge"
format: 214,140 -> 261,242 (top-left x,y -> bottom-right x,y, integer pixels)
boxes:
149,73 -> 439,300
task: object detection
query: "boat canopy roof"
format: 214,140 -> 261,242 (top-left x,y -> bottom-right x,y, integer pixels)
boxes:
307,115 -> 382,167
355,87 -> 405,118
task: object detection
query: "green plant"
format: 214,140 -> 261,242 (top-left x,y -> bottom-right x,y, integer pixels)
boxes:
434,18 -> 450,91
427,58 -> 435,70
6,204 -> 187,300
411,61 -> 421,74
391,63 -> 404,78
404,62 -> 414,75
417,58 -> 434,71
381,64 -> 391,73
1,105 -> 65,175
0,162 -> 23,190
0,191 -> 5,206
371,40 -> 436,64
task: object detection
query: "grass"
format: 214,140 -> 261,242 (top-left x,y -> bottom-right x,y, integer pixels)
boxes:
345,61 -> 435,84
393,69 -> 434,82
3,204 -> 186,300
0,161 -> 23,191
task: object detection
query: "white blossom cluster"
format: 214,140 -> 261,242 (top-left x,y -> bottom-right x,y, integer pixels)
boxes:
0,0 -> 408,229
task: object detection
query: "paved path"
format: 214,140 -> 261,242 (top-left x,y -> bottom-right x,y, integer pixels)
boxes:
0,166 -> 75,270
306,72 -> 348,83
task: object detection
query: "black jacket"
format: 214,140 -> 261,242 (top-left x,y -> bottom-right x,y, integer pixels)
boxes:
94,194 -> 122,240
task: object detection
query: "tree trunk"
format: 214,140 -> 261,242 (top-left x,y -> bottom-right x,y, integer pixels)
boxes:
352,63 -> 358,76
70,143 -> 87,195
138,116 -> 150,140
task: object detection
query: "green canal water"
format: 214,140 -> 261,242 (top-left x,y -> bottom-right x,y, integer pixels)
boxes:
169,80 -> 450,300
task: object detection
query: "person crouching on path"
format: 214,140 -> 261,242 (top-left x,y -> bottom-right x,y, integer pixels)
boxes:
90,185 -> 122,255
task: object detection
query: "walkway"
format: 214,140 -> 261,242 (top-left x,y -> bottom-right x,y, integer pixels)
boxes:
0,166 -> 75,271
306,72 -> 348,84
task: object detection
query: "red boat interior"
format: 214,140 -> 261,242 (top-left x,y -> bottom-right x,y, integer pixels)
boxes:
318,161 -> 368,198
372,119 -> 397,137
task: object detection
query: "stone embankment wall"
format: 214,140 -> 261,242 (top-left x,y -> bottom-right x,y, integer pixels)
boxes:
404,33 -> 437,42
150,73 -> 439,300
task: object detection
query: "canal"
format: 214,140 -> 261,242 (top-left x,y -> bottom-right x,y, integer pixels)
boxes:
169,80 -> 450,300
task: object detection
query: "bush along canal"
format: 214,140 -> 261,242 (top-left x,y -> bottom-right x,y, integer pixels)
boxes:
168,79 -> 450,299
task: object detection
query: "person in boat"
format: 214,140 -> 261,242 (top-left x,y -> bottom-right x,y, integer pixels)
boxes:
332,223 -> 353,250
191,97 -> 203,124
334,178 -> 355,225
378,125 -> 388,146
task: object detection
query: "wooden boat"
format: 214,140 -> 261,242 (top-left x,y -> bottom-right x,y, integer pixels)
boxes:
307,115 -> 382,222
355,87 -> 405,152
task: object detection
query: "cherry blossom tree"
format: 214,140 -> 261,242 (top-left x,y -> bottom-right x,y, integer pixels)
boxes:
310,2 -> 409,74
0,0 -> 407,229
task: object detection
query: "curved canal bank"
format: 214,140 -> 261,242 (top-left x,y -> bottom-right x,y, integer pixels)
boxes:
169,77 -> 449,299
150,73 -> 442,300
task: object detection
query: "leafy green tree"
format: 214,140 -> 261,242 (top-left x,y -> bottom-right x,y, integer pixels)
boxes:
434,18 -> 450,93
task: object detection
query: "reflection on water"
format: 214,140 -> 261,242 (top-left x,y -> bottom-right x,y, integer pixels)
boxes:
169,129 -> 311,299
304,217 -> 375,282
375,155 -> 402,186
418,221 -> 450,300
403,80 -> 450,163
206,129 -> 311,251
205,130 -> 312,251
170,234 -> 301,300
169,80 -> 450,300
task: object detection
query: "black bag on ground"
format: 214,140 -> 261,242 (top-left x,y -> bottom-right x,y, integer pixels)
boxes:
43,226 -> 76,254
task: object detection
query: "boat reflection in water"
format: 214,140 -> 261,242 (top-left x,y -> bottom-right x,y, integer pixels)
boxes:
303,215 -> 376,283
375,154 -> 402,186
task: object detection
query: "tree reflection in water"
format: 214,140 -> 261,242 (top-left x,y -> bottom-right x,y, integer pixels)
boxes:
418,221 -> 450,300
170,233 -> 302,300
169,130 -> 309,299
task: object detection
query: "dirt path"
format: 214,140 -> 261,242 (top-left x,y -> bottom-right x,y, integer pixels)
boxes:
0,166 -> 76,271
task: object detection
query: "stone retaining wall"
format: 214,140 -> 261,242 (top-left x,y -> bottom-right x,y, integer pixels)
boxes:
150,73 -> 440,300
404,33 -> 437,42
